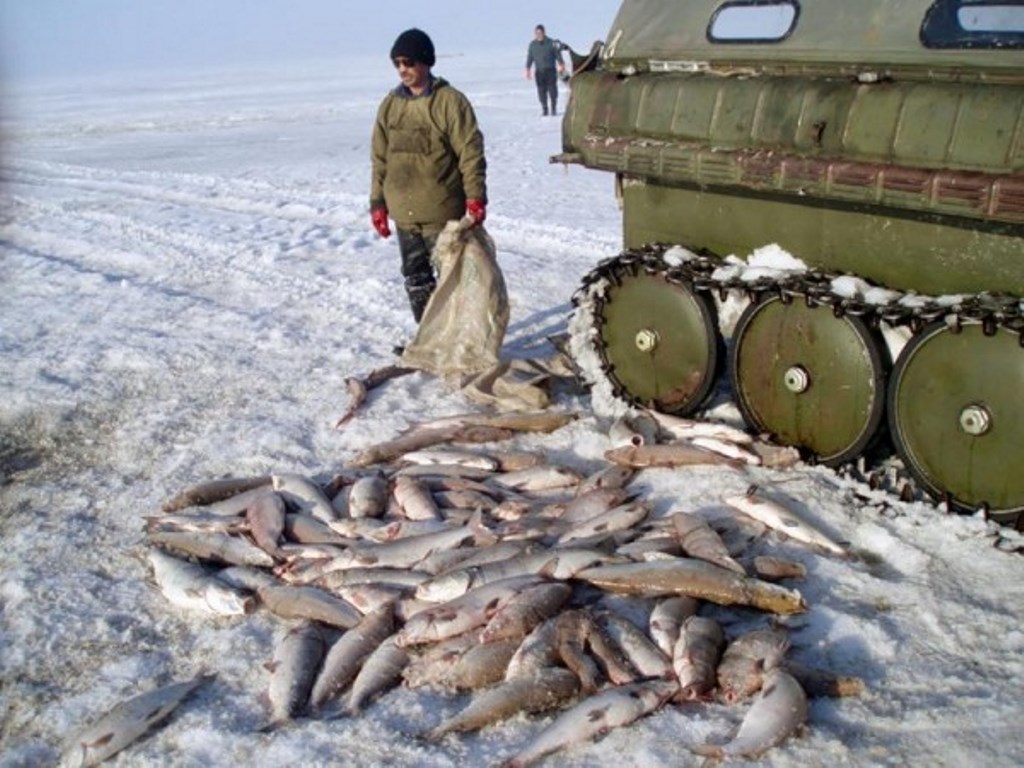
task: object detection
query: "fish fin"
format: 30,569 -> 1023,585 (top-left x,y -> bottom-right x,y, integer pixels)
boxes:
85,732 -> 115,749
689,742 -> 725,759
257,713 -> 311,734
467,508 -> 498,546
537,558 -> 559,579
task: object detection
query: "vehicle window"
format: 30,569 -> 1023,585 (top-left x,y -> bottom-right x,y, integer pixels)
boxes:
959,4 -> 1024,32
708,1 -> 800,43
922,0 -> 1024,48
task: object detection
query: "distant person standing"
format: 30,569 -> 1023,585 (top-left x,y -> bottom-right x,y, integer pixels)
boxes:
525,24 -> 566,116
369,28 -> 488,326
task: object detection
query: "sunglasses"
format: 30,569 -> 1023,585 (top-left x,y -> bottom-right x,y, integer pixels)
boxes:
393,57 -> 417,69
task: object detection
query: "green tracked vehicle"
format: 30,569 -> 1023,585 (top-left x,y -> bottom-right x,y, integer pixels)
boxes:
557,0 -> 1024,522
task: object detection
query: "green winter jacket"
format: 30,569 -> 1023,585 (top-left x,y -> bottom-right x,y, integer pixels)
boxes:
370,77 -> 487,229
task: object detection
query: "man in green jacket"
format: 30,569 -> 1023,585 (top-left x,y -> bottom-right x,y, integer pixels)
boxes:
370,28 -> 488,324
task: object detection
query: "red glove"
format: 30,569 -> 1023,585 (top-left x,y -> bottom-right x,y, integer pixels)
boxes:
371,206 -> 391,238
466,199 -> 486,226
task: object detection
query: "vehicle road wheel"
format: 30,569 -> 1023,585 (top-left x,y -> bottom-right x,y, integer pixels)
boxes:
888,321 -> 1024,520
597,270 -> 723,415
730,294 -> 890,466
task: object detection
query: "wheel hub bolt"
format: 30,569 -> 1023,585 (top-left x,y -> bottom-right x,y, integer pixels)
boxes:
959,405 -> 992,436
783,365 -> 810,394
635,328 -> 659,353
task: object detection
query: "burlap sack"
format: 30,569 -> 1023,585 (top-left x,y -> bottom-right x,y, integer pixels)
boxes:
401,217 -> 509,377
401,218 -> 564,411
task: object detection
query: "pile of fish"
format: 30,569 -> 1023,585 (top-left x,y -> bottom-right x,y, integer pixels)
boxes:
62,407 -> 864,767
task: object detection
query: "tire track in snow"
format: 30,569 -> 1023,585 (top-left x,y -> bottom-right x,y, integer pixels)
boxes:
1,160 -> 378,314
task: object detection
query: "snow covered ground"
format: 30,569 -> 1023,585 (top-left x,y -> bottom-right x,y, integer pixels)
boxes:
1,51 -> 1022,767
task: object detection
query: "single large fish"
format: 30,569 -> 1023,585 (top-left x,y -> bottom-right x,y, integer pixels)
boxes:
392,475 -> 442,521
559,487 -> 634,524
335,509 -> 496,571
595,610 -> 673,680
690,667 -> 808,759
148,548 -> 254,617
310,606 -> 394,711
643,409 -> 754,445
725,488 -> 849,556
673,615 -> 725,700
215,565 -> 277,592
478,582 -> 572,643
690,436 -> 763,465
489,450 -> 545,471
143,511 -> 248,534
396,576 -> 540,647
717,626 -> 791,703
146,530 -> 274,568
404,635 -> 519,691
422,668 -> 580,742
284,513 -> 354,546
575,558 -> 807,615
555,500 -> 649,546
334,364 -> 415,429
671,512 -> 746,575
59,674 -> 211,768
314,567 -> 432,592
648,596 -> 699,657
504,680 -> 679,767
351,425 -> 517,468
161,476 -> 271,512
550,611 -> 603,694
408,410 -> 578,436
604,442 -> 743,469
328,583 -> 403,615
402,448 -> 499,471
256,583 -> 362,629
245,491 -> 286,558
264,622 -> 327,728
504,615 -> 562,681
347,474 -> 390,519
574,466 -> 637,497
272,473 -> 337,524
416,547 -> 614,603
345,635 -> 409,715
492,465 -> 583,493
207,485 -> 280,516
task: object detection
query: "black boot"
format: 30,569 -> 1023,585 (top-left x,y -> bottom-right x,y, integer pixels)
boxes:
407,283 -> 434,323
397,227 -> 438,322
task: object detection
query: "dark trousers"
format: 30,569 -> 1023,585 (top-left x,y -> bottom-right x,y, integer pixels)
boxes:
397,226 -> 439,322
535,68 -> 558,115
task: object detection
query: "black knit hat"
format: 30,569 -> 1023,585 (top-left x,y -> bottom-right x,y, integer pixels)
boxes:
390,28 -> 435,67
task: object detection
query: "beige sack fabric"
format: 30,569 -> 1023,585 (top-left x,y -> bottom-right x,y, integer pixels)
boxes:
459,358 -> 553,411
401,217 -> 509,377
400,218 -> 560,411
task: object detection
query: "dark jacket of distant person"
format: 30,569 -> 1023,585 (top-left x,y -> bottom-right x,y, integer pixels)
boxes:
525,33 -> 565,75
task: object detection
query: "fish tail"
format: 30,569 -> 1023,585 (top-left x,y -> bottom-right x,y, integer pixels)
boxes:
417,726 -> 445,744
255,718 -> 283,734
689,743 -> 725,759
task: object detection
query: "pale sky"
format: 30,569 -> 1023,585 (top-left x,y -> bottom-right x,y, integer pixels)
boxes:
0,0 -> 623,80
